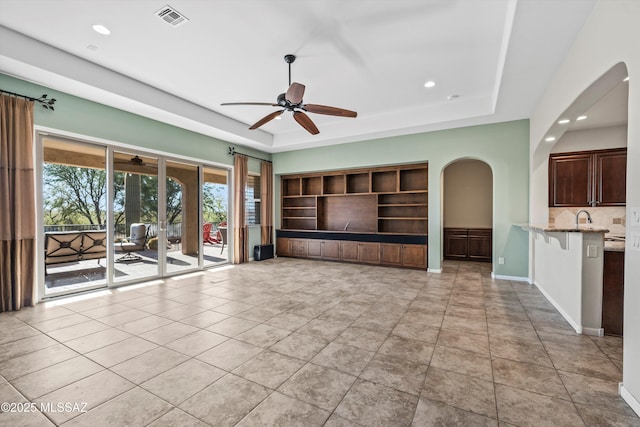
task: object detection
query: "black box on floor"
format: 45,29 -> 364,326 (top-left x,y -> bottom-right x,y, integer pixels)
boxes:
254,244 -> 274,261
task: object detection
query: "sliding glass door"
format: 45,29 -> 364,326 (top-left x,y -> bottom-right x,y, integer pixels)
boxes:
112,151 -> 160,284
165,160 -> 200,274
39,132 -> 231,299
42,137 -> 108,296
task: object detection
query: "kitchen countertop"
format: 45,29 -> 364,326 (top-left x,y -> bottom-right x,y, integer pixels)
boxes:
604,240 -> 625,252
517,224 -> 610,233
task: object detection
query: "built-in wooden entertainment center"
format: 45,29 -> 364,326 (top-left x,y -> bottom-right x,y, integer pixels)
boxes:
276,163 -> 428,269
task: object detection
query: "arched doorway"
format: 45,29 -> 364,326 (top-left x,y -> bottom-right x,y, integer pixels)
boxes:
442,159 -> 493,265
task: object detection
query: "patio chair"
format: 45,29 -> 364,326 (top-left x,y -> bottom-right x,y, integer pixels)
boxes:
116,223 -> 148,262
203,222 -> 219,245
218,226 -> 227,254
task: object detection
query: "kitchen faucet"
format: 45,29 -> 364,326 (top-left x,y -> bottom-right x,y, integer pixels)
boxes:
575,209 -> 593,228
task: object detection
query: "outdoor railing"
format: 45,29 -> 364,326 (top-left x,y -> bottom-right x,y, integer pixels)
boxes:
44,223 -> 183,241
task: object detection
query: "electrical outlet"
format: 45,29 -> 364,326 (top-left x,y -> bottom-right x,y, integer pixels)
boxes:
498,257 -> 505,264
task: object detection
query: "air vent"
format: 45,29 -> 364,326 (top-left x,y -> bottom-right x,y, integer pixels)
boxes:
155,5 -> 189,27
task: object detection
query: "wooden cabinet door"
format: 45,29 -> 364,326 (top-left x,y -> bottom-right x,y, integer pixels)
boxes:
290,239 -> 307,257
402,244 -> 427,269
276,238 -> 290,257
321,240 -> 340,260
358,242 -> 380,264
444,229 -> 468,259
468,229 -> 492,262
596,149 -> 626,206
549,153 -> 593,207
602,251 -> 624,336
340,241 -> 359,261
307,240 -> 322,258
380,244 -> 402,265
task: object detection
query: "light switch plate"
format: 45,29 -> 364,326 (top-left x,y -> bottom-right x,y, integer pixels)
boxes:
587,245 -> 598,258
630,207 -> 640,226
631,232 -> 640,252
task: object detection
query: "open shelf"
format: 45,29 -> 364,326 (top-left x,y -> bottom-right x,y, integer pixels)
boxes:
282,196 -> 316,208
302,176 -> 322,195
323,175 -> 345,195
347,172 -> 370,194
281,163 -> 427,236
378,205 -> 428,218
372,170 -> 398,193
378,218 -> 428,235
282,177 -> 301,197
400,168 -> 428,191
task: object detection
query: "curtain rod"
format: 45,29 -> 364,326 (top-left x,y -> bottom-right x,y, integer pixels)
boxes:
0,88 -> 57,110
228,147 -> 272,163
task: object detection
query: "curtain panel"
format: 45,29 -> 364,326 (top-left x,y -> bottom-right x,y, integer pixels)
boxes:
0,94 -> 36,311
260,161 -> 273,245
233,154 -> 248,263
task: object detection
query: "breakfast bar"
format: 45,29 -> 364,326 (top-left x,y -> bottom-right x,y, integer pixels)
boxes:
519,224 -> 608,336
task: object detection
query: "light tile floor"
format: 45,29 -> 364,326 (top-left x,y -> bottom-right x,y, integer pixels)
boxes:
1,258 -> 638,426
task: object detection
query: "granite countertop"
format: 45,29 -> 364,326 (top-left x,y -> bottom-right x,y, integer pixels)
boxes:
604,240 -> 625,252
517,224 -> 610,233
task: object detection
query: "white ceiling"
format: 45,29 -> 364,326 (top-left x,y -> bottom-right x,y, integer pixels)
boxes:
0,0 -> 597,153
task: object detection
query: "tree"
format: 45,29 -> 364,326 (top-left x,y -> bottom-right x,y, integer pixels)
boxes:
43,164 -> 107,225
203,183 -> 228,224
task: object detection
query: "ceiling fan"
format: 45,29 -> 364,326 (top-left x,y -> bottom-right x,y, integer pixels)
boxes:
114,155 -> 156,168
221,54 -> 357,135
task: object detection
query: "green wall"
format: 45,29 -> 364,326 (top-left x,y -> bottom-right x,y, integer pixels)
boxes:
0,73 -> 271,170
2,73 -> 529,276
273,120 -> 530,277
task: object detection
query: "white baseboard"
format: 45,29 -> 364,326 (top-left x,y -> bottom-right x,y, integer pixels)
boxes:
533,280 -> 582,334
620,384 -> 640,417
491,273 -> 529,282
428,268 -> 442,273
582,327 -> 604,337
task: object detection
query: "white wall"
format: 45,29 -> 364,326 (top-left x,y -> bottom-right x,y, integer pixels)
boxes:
551,125 -> 627,153
529,0 -> 640,413
443,160 -> 493,228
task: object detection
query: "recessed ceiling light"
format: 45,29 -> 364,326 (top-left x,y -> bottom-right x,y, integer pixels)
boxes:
623,76 -> 629,82
424,81 -> 436,88
576,115 -> 587,121
557,119 -> 570,124
275,116 -> 282,120
545,136 -> 556,142
92,24 -> 111,35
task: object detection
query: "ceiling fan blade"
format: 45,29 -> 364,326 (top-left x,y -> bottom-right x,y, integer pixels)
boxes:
303,104 -> 357,117
286,82 -> 305,104
249,110 -> 285,130
293,111 -> 320,135
221,102 -> 279,106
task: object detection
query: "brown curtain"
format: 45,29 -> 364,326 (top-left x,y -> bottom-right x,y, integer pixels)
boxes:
0,94 -> 36,312
260,161 -> 273,245
233,154 -> 248,263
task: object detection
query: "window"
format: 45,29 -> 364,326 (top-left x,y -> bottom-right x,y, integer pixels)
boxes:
246,174 -> 261,225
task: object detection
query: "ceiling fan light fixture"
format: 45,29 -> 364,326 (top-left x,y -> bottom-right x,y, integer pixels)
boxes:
221,54 -> 357,135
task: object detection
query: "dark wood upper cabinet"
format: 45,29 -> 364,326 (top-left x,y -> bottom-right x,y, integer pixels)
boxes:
549,152 -> 593,207
596,150 -> 627,206
549,148 -> 626,207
